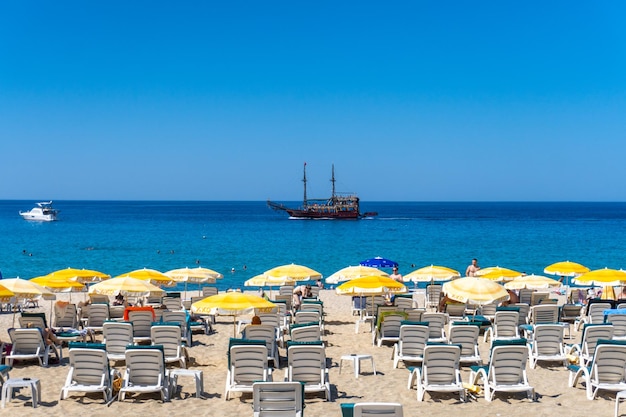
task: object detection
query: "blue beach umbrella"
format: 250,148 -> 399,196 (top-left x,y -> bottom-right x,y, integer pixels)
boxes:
359,257 -> 398,269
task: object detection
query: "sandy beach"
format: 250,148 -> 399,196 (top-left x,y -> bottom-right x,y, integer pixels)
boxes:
0,290 -> 618,417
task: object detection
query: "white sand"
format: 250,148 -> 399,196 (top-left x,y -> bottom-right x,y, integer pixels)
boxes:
0,290 -> 616,417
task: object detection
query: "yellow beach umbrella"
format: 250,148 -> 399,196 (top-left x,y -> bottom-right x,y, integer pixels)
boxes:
573,268 -> 626,287
166,267 -> 223,298
2,278 -> 56,326
442,277 -> 509,305
244,274 -> 295,299
31,276 -> 85,322
0,284 -> 15,303
190,292 -> 276,336
403,265 -> 461,283
1,278 -> 55,300
31,276 -> 86,292
544,261 -> 590,277
336,276 -> 407,324
504,274 -> 563,290
116,268 -> 175,287
48,267 -> 111,283
335,275 -> 407,296
89,276 -> 165,297
326,266 -> 388,285
262,264 -> 323,282
165,267 -> 223,283
475,266 -> 523,282
244,275 -> 295,287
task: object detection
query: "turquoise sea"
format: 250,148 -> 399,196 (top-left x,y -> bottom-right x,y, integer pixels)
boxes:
1,201 -> 626,291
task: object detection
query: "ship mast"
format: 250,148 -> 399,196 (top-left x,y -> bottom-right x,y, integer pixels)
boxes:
331,164 -> 336,199
302,162 -> 308,206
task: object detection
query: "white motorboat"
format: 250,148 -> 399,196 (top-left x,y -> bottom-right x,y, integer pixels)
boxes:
19,201 -> 59,221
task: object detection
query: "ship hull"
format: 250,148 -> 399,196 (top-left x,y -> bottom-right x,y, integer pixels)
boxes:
286,208 -> 360,219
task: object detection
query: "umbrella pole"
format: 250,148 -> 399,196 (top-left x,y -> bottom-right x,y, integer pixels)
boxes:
233,315 -> 237,337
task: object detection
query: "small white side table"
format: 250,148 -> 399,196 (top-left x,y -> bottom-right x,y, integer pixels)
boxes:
1,378 -> 41,408
170,369 -> 204,398
339,354 -> 376,378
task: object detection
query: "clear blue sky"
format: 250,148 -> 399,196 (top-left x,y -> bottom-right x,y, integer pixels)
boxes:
1,2 -> 625,201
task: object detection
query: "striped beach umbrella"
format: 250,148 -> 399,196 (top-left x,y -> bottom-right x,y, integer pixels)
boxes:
504,274 -> 562,290
47,267 -> 111,283
116,268 -> 175,287
191,292 -> 276,336
475,266 -> 523,282
442,277 -> 509,305
326,266 -> 388,285
403,265 -> 460,283
262,264 -> 322,282
89,276 -> 165,297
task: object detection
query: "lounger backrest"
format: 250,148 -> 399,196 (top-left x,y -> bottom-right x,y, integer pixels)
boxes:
510,303 -> 530,325
533,324 -> 564,355
300,302 -> 323,315
87,304 -> 110,327
426,285 -> 442,308
494,311 -> 520,338
54,303 -> 78,328
516,289 -> 531,305
365,296 -> 385,316
18,316 -> 47,330
448,325 -> 480,357
530,305 -> 559,324
290,324 -> 321,342
230,344 -> 268,384
161,311 -> 188,327
128,310 -> 154,338
398,325 -> 429,357
9,328 -> 45,354
253,382 -> 304,417
422,312 -> 446,340
256,313 -> 280,328
590,341 -> 626,384
422,344 -> 461,385
479,303 -> 497,318
89,294 -> 110,304
309,286 -> 321,299
124,347 -> 166,386
150,325 -> 182,359
202,287 -> 218,297
68,346 -> 109,385
242,325 -> 277,351
294,311 -> 321,324
353,402 -> 404,417
489,345 -> 529,385
379,314 -> 405,339
405,309 -> 424,322
162,296 -> 182,311
444,303 -> 467,318
606,313 -> 626,338
287,344 -> 326,384
560,304 -> 583,321
279,286 -> 294,296
582,325 -> 614,358
103,322 -> 134,356
394,296 -> 414,309
588,303 -> 613,324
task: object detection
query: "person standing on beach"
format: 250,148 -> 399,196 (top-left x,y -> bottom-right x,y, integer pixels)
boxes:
465,258 -> 480,277
390,266 -> 403,282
